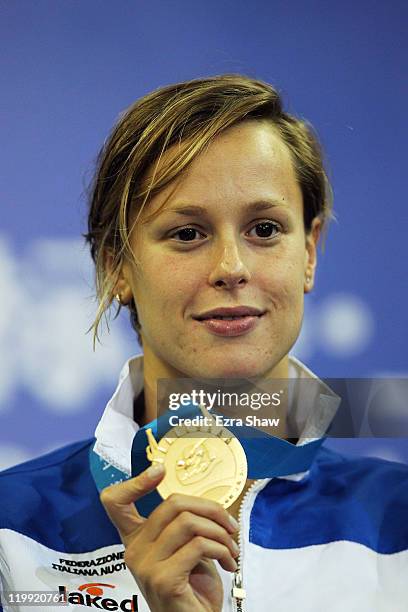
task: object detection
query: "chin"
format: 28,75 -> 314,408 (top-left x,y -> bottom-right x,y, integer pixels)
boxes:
196,356 -> 269,380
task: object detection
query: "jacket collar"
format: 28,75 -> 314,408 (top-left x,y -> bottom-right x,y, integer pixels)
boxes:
93,354 -> 340,476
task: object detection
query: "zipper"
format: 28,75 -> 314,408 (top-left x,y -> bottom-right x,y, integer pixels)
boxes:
232,569 -> 246,612
231,479 -> 261,612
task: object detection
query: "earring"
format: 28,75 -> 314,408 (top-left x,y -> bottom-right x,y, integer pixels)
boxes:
305,275 -> 312,285
115,293 -> 122,306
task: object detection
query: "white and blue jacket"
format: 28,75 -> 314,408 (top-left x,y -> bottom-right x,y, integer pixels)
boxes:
1,355 -> 408,611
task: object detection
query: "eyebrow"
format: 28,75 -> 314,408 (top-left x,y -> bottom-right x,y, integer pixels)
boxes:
164,200 -> 286,216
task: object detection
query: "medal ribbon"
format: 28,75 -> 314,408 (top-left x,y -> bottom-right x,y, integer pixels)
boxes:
90,402 -> 325,517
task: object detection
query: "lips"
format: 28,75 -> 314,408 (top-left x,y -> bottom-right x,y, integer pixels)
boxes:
193,307 -> 265,337
194,306 -> 265,321
195,314 -> 263,336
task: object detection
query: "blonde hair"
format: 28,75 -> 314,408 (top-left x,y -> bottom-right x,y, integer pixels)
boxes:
83,74 -> 334,348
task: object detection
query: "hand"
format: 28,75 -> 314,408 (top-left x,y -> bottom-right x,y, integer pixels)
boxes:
100,463 -> 240,612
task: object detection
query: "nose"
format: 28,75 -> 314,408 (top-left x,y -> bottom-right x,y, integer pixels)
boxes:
208,237 -> 251,290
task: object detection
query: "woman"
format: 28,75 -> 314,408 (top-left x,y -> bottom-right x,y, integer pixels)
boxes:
1,75 -> 407,612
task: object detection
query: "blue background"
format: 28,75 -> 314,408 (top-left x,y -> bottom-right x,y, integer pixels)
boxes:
1,0 -> 407,469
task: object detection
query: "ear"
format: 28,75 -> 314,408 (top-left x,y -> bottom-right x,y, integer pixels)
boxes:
304,217 -> 321,293
104,249 -> 134,306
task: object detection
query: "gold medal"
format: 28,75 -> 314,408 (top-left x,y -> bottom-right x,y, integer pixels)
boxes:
145,404 -> 247,508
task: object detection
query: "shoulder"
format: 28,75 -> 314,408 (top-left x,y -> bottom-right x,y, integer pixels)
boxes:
310,445 -> 408,514
0,438 -> 94,477
0,438 -> 95,507
316,444 -> 408,490
0,439 -> 119,552
254,444 -> 408,553
314,445 -> 408,552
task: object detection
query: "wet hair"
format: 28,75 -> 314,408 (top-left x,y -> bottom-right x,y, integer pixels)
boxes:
83,74 -> 333,348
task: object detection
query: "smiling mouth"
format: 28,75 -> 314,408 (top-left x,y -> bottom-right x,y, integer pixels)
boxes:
193,311 -> 266,323
193,312 -> 265,337
199,314 -> 262,320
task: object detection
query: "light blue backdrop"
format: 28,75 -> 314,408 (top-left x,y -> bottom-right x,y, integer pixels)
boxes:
1,1 -> 407,469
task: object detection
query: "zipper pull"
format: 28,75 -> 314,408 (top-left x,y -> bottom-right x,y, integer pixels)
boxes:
231,570 -> 246,611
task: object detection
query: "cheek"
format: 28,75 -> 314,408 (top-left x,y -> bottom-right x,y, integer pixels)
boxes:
259,253 -> 305,306
135,253 -> 200,316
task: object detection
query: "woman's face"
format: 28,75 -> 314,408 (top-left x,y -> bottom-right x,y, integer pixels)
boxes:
119,120 -> 320,381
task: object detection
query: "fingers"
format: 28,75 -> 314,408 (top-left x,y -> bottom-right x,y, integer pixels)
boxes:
100,463 -> 165,540
166,536 -> 238,576
154,511 -> 239,561
101,467 -> 241,602
141,493 -> 239,543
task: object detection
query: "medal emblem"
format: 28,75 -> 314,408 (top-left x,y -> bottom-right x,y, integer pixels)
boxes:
145,404 -> 247,508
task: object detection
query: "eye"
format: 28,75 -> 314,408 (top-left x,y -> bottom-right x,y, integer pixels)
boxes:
170,227 -> 206,242
169,221 -> 281,243
247,221 -> 281,239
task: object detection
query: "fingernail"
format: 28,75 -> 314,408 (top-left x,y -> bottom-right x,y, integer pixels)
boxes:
228,514 -> 239,532
146,463 -> 164,479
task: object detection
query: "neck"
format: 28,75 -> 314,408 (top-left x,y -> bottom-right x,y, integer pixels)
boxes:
139,343 -> 185,426
139,342 -> 290,427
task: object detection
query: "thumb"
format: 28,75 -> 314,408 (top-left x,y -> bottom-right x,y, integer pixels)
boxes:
100,463 -> 165,540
